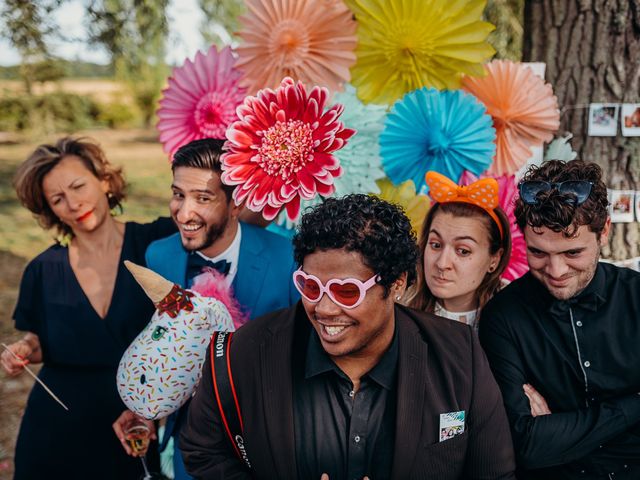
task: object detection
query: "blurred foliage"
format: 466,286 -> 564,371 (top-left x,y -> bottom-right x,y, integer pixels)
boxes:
0,96 -> 31,131
31,58 -> 68,83
0,61 -> 113,80
198,0 -> 246,46
0,92 -> 99,133
0,0 -> 66,94
484,0 -> 524,61
87,0 -> 169,127
96,101 -> 138,129
0,92 -> 143,133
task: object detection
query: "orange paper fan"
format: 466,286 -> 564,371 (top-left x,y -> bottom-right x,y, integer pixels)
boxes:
236,0 -> 357,95
462,60 -> 560,176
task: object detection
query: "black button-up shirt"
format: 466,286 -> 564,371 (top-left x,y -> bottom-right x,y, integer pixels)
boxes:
293,327 -> 398,480
480,262 -> 640,479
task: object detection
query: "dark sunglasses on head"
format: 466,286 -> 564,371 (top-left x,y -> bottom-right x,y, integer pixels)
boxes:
518,180 -> 593,206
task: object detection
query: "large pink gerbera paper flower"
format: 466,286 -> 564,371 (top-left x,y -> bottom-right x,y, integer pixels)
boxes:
222,77 -> 356,221
157,46 -> 246,157
461,170 -> 528,282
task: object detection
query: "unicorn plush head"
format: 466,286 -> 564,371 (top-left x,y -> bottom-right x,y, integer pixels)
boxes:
117,261 -> 239,420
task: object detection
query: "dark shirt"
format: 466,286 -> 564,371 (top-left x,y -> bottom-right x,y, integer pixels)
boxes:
480,262 -> 640,480
293,327 -> 398,480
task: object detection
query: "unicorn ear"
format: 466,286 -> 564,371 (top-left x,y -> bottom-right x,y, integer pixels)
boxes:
124,261 -> 174,304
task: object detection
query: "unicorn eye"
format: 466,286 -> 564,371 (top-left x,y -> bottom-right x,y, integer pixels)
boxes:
152,326 -> 167,341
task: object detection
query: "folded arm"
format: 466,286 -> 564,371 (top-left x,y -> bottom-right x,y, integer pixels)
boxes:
479,313 -> 640,470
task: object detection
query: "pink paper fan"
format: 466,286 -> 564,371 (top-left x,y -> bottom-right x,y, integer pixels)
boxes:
235,0 -> 357,95
460,170 -> 528,282
462,60 -> 560,176
221,77 -> 356,221
157,45 -> 247,157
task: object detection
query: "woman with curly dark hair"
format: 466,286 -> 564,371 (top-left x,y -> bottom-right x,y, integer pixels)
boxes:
180,194 -> 516,480
1,137 -> 175,479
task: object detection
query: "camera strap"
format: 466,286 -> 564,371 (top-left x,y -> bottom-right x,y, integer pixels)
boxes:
210,331 -> 252,470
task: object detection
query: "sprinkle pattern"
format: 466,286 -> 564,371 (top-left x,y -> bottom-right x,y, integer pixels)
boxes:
117,292 -> 234,420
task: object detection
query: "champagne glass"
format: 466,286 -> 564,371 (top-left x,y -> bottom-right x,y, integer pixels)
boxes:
124,421 -> 160,479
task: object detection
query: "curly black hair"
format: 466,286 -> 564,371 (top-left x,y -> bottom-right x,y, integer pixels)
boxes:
515,159 -> 609,237
293,194 -> 419,296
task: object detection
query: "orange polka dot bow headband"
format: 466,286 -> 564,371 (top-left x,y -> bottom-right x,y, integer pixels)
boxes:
424,171 -> 504,239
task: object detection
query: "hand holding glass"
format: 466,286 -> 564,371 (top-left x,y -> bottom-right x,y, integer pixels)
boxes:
124,421 -> 159,479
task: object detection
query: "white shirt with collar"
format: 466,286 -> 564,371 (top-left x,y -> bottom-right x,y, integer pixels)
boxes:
194,223 -> 242,286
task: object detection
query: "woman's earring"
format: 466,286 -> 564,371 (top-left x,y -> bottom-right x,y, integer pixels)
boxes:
107,192 -> 123,217
395,294 -> 401,301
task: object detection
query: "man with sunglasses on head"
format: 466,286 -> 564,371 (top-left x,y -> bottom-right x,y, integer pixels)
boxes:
180,194 -> 516,480
479,159 -> 640,480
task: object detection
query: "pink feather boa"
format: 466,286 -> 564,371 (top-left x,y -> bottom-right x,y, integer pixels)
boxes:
190,268 -> 249,329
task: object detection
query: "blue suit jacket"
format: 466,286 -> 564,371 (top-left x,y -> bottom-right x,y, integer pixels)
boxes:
145,222 -> 299,454
145,222 -> 299,319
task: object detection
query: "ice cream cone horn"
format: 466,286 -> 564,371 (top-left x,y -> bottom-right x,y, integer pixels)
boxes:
124,260 -> 174,304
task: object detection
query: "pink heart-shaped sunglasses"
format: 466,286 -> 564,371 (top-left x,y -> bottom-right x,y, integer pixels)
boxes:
292,269 -> 380,309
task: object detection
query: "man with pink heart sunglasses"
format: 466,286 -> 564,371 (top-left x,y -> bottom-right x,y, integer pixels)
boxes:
181,194 -> 516,480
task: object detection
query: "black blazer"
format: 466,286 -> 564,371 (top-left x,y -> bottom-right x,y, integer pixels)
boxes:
180,303 -> 516,479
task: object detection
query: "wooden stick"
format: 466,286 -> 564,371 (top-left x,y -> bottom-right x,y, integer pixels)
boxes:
2,343 -> 69,411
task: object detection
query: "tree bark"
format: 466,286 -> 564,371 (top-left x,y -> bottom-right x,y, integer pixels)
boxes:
523,0 -> 640,260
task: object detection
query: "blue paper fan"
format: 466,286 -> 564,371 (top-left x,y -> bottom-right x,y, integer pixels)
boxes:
380,87 -> 496,193
271,85 -> 387,233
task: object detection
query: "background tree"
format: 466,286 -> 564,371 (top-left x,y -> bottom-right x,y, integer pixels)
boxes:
0,0 -> 65,94
524,0 -> 640,260
484,0 -> 524,61
87,0 -> 169,127
198,0 -> 245,46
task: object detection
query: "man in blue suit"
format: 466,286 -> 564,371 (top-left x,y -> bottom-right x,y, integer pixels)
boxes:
114,138 -> 298,479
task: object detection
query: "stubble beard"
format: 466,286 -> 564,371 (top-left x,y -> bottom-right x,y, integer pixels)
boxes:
182,213 -> 229,253
543,250 -> 600,301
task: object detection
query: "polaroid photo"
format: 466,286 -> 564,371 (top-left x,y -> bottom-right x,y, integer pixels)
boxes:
609,190 -> 635,222
621,103 -> 640,137
588,103 -> 619,137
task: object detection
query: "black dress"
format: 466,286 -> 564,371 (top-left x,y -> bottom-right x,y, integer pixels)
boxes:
12,219 -> 176,480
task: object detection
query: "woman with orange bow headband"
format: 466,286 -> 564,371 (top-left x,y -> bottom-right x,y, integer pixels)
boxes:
406,171 -> 512,329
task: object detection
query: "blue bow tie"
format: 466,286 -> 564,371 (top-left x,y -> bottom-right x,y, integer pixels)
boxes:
186,254 -> 231,286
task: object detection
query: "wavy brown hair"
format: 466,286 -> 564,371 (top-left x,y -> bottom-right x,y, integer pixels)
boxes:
406,201 -> 512,313
13,137 -> 126,237
515,160 -> 609,238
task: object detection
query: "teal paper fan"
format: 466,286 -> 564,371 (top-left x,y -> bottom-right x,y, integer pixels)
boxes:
380,87 -> 496,193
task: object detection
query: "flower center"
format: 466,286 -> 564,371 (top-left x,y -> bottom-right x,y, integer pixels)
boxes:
195,91 -> 236,138
270,20 -> 309,66
258,120 -> 314,179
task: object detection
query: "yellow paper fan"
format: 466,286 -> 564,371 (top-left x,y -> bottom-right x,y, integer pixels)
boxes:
376,178 -> 430,234
345,0 -> 495,105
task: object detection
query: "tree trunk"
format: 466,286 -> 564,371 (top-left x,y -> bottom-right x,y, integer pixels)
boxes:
523,0 -> 640,260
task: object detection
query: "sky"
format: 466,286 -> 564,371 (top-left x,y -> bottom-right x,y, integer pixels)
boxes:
0,0 -> 209,67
